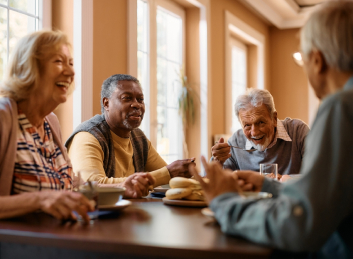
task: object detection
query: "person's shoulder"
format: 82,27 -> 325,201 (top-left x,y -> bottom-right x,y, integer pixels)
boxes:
73,131 -> 97,141
282,117 -> 309,129
46,112 -> 60,130
281,118 -> 310,138
46,111 -> 59,121
0,97 -> 15,113
75,114 -> 105,131
0,97 -> 17,124
322,87 -> 353,110
69,131 -> 100,150
315,87 -> 353,122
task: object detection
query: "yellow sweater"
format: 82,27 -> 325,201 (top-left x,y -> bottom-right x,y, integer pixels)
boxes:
67,131 -> 170,187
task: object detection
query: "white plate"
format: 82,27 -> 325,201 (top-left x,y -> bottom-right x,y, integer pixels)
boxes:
153,184 -> 170,193
162,197 -> 207,207
98,199 -> 132,211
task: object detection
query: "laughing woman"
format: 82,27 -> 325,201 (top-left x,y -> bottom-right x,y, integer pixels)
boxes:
0,30 -> 93,221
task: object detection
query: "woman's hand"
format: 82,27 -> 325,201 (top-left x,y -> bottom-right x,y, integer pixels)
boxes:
36,191 -> 94,222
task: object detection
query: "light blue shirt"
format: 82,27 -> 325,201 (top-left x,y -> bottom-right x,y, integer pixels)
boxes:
210,77 -> 353,258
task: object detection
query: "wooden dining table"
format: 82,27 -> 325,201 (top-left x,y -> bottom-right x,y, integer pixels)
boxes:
0,197 -> 273,259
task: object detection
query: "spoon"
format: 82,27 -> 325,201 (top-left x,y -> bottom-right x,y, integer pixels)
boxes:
215,141 -> 256,152
229,145 -> 256,152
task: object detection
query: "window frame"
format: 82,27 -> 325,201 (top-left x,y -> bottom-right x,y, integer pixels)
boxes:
0,0 -> 50,80
230,37 -> 247,133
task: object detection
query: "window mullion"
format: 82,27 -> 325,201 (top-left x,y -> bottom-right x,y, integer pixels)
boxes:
149,0 -> 158,147
6,6 -> 9,61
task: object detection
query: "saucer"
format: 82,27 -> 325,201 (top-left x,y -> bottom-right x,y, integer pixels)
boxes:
98,199 -> 132,211
162,197 -> 207,207
153,184 -> 170,193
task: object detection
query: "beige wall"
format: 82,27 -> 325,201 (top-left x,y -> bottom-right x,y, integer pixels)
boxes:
185,7 -> 201,165
269,27 -> 309,123
93,0 -> 128,115
52,0 -> 74,141
209,0 -> 271,150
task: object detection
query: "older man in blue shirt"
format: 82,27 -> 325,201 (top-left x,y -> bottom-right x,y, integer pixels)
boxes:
192,2 -> 353,257
211,88 -> 309,177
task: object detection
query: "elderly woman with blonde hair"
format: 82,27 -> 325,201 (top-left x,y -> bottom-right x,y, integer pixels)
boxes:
0,30 -> 93,221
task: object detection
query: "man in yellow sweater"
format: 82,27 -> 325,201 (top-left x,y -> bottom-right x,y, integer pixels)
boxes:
66,74 -> 195,197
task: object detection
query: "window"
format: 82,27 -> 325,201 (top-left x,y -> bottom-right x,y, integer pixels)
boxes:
231,39 -> 247,132
156,6 -> 183,163
225,11 -> 265,135
136,0 -> 185,163
0,0 -> 40,80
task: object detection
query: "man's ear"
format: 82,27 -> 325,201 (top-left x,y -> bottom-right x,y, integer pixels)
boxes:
312,50 -> 327,74
273,111 -> 278,127
102,97 -> 109,111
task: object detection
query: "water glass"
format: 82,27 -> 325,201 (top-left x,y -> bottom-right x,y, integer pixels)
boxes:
260,163 -> 278,180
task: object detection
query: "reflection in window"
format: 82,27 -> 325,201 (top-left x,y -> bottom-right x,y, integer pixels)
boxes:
0,0 -> 39,80
231,43 -> 247,132
137,0 -> 150,137
156,7 -> 183,163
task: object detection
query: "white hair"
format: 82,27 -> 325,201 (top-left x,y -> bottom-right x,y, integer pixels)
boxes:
300,1 -> 353,72
234,88 -> 276,119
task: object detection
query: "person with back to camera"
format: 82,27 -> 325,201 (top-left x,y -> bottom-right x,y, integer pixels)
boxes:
192,1 -> 353,257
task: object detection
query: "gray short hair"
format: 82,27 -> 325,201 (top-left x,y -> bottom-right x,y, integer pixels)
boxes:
234,88 -> 276,119
101,74 -> 140,113
301,1 -> 353,72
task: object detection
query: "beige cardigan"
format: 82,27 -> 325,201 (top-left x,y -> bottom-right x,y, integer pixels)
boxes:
0,97 -> 71,196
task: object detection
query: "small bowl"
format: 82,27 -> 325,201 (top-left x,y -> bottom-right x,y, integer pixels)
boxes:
97,187 -> 125,206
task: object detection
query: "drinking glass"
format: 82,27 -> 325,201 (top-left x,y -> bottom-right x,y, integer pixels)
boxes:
260,163 -> 278,180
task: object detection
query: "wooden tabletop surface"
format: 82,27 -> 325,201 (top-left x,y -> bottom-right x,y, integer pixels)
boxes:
0,197 -> 273,259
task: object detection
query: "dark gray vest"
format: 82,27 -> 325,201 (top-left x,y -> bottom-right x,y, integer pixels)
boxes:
65,114 -> 149,178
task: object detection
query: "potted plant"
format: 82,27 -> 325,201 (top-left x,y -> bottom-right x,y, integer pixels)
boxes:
176,68 -> 200,158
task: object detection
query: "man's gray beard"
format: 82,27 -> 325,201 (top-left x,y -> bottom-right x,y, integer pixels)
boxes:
250,136 -> 271,152
123,119 -> 135,130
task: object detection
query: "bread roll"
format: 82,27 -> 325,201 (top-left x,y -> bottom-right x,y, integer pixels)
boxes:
165,188 -> 193,200
184,190 -> 204,201
169,177 -> 202,189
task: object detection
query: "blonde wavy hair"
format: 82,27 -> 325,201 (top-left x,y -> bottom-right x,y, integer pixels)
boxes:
0,30 -> 73,101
